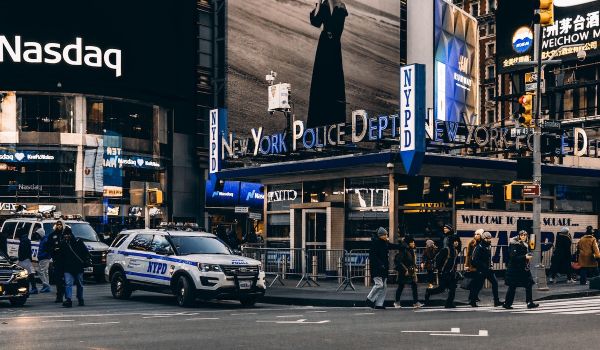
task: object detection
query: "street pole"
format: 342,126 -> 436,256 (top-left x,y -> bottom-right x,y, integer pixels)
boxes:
532,22 -> 549,291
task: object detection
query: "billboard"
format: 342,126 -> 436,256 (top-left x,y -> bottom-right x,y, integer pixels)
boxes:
0,0 -> 196,105
408,0 -> 479,124
226,0 -> 400,135
497,0 -> 600,73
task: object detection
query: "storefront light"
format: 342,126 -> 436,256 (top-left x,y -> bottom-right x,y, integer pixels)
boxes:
398,185 -> 408,191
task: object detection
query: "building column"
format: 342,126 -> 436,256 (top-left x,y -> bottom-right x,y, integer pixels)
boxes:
388,164 -> 398,243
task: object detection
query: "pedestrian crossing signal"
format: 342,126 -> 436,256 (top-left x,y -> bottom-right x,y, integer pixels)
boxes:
534,0 -> 554,27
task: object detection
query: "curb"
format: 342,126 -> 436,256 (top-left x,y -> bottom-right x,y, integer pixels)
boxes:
534,289 -> 600,301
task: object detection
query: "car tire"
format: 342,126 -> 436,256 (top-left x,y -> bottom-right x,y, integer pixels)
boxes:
240,296 -> 257,307
110,271 -> 132,300
9,297 -> 27,307
175,276 -> 195,307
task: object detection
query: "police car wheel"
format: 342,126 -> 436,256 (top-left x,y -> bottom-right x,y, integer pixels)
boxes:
175,276 -> 195,307
240,296 -> 257,307
111,271 -> 132,300
9,297 -> 27,307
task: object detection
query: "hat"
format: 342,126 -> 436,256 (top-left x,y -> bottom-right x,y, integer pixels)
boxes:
474,228 -> 484,236
560,227 -> 570,234
443,224 -> 453,231
376,227 -> 388,237
481,231 -> 492,240
404,236 -> 415,244
426,239 -> 435,248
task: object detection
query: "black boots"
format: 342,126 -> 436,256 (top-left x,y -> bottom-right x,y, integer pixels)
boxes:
62,299 -> 72,308
527,302 -> 539,309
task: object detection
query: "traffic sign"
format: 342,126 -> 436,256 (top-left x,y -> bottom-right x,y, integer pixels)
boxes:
542,120 -> 561,130
234,206 -> 249,213
522,184 -> 540,198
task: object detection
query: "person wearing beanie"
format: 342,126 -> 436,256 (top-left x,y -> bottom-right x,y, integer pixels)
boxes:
576,226 -> 600,285
422,239 -> 438,288
503,230 -> 538,309
441,224 -> 454,249
465,229 -> 484,272
549,227 -> 575,283
393,236 -> 422,309
366,227 -> 401,310
469,232 -> 502,307
425,234 -> 462,308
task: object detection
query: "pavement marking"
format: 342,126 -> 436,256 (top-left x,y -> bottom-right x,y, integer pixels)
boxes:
431,330 -> 488,337
79,322 -> 121,326
257,319 -> 330,324
402,328 -> 461,334
185,318 -> 220,321
276,315 -> 304,318
230,313 -> 257,316
307,311 -> 327,313
142,315 -> 173,319
354,313 -> 375,316
42,320 -> 74,323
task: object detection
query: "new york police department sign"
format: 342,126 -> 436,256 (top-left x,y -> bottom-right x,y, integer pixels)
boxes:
400,64 -> 426,176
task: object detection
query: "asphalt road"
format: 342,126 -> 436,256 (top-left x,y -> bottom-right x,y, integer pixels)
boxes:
1,283 -> 599,350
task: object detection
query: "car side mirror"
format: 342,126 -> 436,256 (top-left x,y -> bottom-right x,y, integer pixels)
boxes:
233,249 -> 242,256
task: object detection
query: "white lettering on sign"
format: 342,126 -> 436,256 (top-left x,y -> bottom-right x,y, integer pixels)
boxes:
209,109 -> 219,173
400,65 -> 415,151
0,35 -> 122,77
0,203 -> 16,211
346,188 -> 390,211
267,190 -> 298,203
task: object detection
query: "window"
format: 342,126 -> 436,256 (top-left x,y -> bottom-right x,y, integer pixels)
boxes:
486,65 -> 495,79
150,235 -> 173,254
169,236 -> 231,255
128,234 -> 153,251
486,87 -> 495,101
267,214 -> 290,239
486,43 -> 495,57
470,3 -> 479,16
480,25 -> 487,37
86,98 -> 154,139
111,234 -> 129,248
487,0 -> 496,12
15,222 -> 32,239
31,224 -> 43,241
486,110 -> 495,124
1,222 -> 17,239
17,95 -> 75,133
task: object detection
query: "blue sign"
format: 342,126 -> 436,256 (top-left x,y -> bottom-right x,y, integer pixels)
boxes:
512,26 -> 533,54
205,179 -> 240,207
239,182 -> 265,209
0,151 -> 57,163
400,64 -> 426,176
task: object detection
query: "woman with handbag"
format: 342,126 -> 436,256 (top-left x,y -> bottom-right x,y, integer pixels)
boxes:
469,232 -> 503,307
393,237 -> 422,309
503,230 -> 539,309
58,226 -> 91,308
576,227 -> 600,285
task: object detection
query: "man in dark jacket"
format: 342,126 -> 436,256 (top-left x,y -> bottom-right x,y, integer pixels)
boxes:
17,227 -> 38,294
469,232 -> 502,307
58,226 -> 91,307
441,224 -> 454,249
366,227 -> 400,309
393,236 -> 422,308
425,234 -> 461,308
46,220 -> 66,303
549,227 -> 574,283
503,230 -> 538,309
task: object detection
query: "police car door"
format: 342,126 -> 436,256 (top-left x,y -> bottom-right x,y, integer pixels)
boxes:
124,234 -> 154,284
147,235 -> 174,286
2,221 -> 18,258
30,223 -> 44,262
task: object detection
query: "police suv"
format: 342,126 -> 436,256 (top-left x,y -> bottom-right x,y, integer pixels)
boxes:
1,216 -> 109,281
105,229 -> 266,307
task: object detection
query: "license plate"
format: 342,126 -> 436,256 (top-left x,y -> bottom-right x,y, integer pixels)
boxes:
84,267 -> 93,273
239,280 -> 252,289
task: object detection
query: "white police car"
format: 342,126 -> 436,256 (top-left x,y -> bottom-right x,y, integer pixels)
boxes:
105,229 -> 266,307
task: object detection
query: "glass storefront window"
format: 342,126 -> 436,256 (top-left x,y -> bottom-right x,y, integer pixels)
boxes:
17,95 -> 75,133
267,213 -> 290,238
303,180 -> 344,203
346,177 -> 388,211
86,98 -> 153,139
267,184 -> 302,211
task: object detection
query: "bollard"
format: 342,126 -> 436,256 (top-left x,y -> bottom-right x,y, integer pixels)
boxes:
337,257 -> 343,284
312,255 -> 318,281
365,259 -> 371,287
282,256 -> 287,280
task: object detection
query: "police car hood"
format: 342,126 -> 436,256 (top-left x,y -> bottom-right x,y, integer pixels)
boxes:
180,254 -> 260,266
83,241 -> 109,252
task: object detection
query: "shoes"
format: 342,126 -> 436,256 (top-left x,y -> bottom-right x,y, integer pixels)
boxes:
475,298 -> 481,302
365,298 -> 374,308
502,304 -> 513,309
527,302 -> 539,309
469,300 -> 478,308
393,302 -> 402,309
54,297 -> 63,303
444,304 -> 456,309
29,288 -> 39,295
494,300 -> 504,307
40,285 -> 51,293
413,302 -> 423,309
78,299 -> 85,307
549,277 -> 555,283
374,306 -> 386,310
62,299 -> 72,308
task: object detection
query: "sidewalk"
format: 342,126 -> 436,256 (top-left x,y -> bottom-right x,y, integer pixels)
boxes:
261,276 -> 600,307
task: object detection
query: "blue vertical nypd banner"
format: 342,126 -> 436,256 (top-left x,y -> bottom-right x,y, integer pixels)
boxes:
400,64 -> 426,176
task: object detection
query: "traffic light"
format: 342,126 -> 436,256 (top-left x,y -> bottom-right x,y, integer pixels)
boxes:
534,0 -> 554,26
517,93 -> 534,126
147,188 -> 163,206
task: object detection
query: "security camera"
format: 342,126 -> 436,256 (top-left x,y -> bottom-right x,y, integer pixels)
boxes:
265,70 -> 277,85
577,50 -> 586,62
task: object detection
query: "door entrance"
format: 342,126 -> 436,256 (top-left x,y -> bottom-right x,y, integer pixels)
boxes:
303,210 -> 327,250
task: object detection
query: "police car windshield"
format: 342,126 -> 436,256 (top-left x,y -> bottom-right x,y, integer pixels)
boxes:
169,236 -> 231,255
42,223 -> 100,242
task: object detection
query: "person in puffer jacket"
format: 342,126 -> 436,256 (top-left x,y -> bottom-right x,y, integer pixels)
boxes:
502,231 -> 538,309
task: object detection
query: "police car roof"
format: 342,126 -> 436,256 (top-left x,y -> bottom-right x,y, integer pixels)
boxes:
4,218 -> 89,224
121,229 -> 215,237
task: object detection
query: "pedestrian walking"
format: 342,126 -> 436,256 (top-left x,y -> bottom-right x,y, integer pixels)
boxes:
17,226 -> 38,294
393,236 -> 422,308
549,227 -> 575,283
59,226 -> 91,307
465,228 -> 484,272
47,220 -> 66,303
576,227 -> 600,285
37,227 -> 52,293
366,227 -> 400,310
441,223 -> 454,249
469,232 -> 503,307
421,239 -> 438,288
425,234 -> 461,308
502,230 -> 539,309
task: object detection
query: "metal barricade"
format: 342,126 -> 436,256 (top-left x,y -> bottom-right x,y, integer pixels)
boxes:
346,249 -> 370,287
241,247 -> 305,287
298,249 -> 347,288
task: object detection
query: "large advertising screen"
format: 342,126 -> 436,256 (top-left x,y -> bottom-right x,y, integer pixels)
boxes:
226,0 -> 400,135
497,0 -> 600,73
0,0 -> 196,105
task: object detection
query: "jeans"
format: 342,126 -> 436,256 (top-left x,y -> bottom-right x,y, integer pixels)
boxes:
395,279 -> 418,304
504,285 -> 533,307
38,259 -> 51,286
579,267 -> 599,285
427,273 -> 456,306
64,272 -> 84,301
367,277 -> 387,307
470,271 -> 500,303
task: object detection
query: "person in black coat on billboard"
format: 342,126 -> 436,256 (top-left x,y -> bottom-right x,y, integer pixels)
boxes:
549,226 -> 575,283
425,234 -> 462,308
469,232 -> 502,307
366,227 -> 400,309
503,230 -> 539,309
307,0 -> 348,128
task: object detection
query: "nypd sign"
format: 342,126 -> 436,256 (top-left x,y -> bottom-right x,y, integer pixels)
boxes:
209,109 -> 226,174
399,64 -> 426,176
